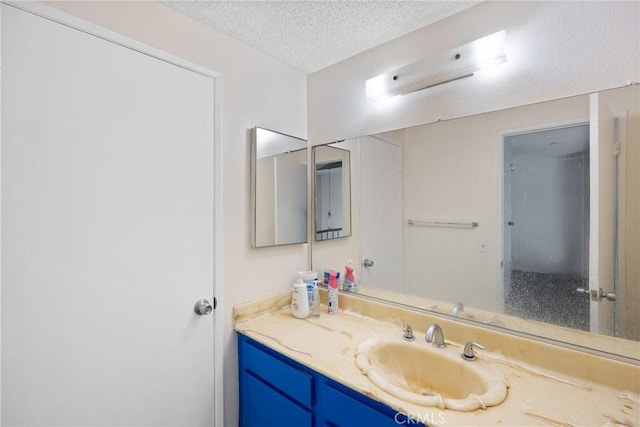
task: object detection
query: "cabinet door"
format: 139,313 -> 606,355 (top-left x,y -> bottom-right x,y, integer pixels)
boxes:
318,380 -> 420,427
240,335 -> 313,407
238,334 -> 424,427
240,372 -> 312,427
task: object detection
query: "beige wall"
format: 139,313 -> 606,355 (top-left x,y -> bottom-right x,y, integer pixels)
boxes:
45,2 -> 308,425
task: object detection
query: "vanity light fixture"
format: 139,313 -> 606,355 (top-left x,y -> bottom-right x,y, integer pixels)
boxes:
366,30 -> 507,101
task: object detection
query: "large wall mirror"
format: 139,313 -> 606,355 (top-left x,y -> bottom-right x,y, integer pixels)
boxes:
311,84 -> 639,361
313,144 -> 352,241
251,127 -> 307,247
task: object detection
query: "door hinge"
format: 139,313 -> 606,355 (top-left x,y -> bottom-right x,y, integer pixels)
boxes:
615,142 -> 621,157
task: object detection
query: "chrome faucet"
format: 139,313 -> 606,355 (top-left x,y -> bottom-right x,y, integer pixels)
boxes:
462,341 -> 486,361
402,324 -> 415,341
425,323 -> 446,348
450,302 -> 464,317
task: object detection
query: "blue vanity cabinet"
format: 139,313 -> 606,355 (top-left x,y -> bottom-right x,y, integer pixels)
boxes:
238,333 -> 424,427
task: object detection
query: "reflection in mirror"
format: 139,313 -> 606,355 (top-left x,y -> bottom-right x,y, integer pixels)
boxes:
251,127 -> 307,248
503,124 -> 590,330
311,85 -> 640,361
313,144 -> 352,241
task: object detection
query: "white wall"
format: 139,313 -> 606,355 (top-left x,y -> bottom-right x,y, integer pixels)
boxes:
45,2 -> 307,426
510,153 -> 588,275
307,1 -> 640,144
508,130 -> 589,275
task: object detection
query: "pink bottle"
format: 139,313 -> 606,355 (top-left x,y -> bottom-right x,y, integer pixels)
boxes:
343,265 -> 357,292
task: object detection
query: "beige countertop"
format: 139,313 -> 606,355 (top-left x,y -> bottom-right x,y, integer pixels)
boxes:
235,291 -> 639,426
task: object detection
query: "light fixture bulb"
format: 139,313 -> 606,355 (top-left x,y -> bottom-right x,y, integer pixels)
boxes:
365,74 -> 390,102
470,30 -> 507,70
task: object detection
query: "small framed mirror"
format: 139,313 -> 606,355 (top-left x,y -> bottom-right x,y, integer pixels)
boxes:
313,144 -> 352,241
251,127 -> 307,247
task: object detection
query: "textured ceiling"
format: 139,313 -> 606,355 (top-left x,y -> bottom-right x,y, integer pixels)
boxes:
160,1 -> 480,74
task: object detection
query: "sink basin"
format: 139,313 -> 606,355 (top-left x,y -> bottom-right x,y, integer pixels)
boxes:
355,335 -> 508,411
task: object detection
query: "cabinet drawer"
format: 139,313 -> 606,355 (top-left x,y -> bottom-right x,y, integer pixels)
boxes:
242,338 -> 313,408
242,373 -> 312,427
319,381 -> 410,427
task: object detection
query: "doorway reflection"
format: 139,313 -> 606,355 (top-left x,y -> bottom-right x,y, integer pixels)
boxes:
503,124 -> 590,330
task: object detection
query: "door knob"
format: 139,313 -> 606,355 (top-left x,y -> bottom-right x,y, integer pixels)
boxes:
194,299 -> 213,315
363,258 -> 374,268
600,290 -> 616,301
576,288 -> 616,301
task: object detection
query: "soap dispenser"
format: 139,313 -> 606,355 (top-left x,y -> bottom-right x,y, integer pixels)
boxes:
291,278 -> 309,319
327,270 -> 339,314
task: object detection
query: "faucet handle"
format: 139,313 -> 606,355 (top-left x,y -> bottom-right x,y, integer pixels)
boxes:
462,341 -> 486,361
402,324 -> 415,341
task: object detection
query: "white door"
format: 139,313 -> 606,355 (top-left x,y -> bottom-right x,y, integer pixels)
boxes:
589,92 -> 617,335
2,5 -> 216,425
359,136 -> 402,291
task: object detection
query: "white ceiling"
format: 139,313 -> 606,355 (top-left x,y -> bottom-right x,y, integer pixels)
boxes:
160,1 -> 480,74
